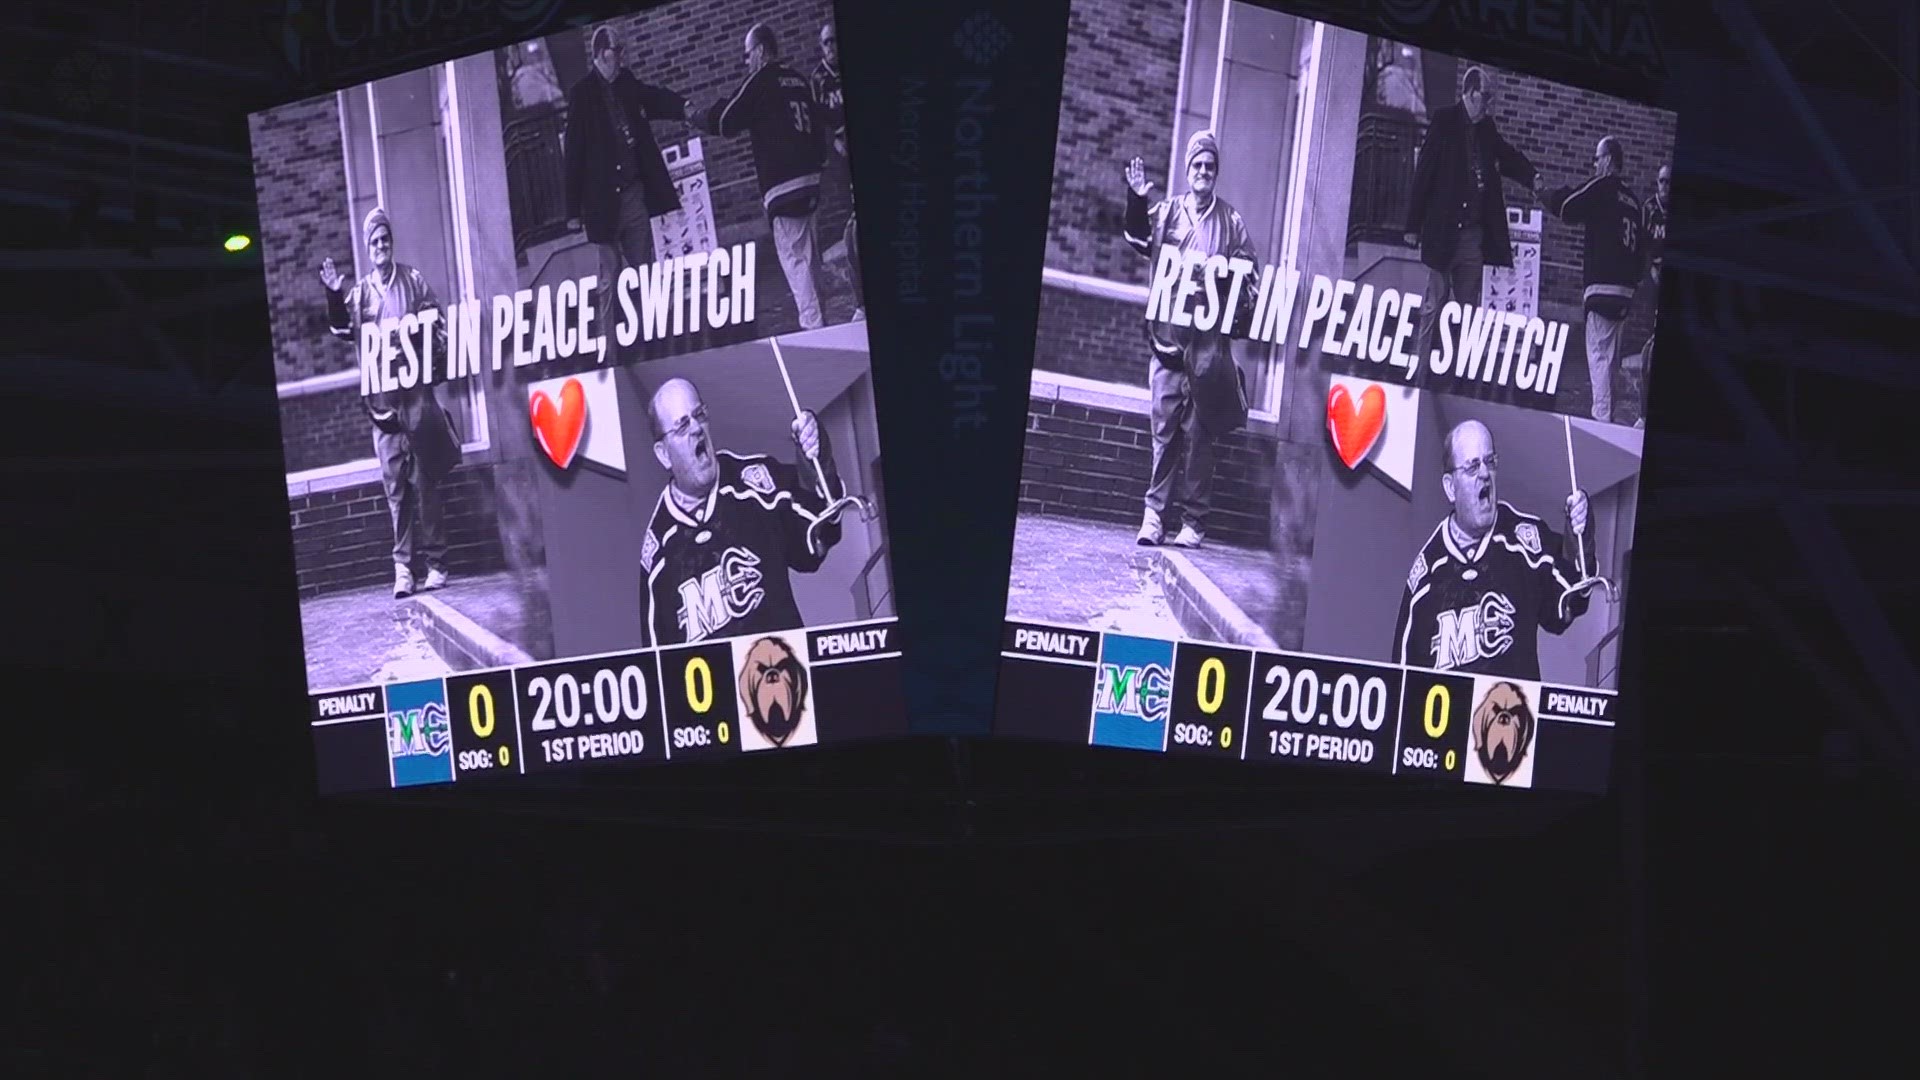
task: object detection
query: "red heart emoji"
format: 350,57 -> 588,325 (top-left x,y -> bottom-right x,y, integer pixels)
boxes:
530,378 -> 587,470
1327,382 -> 1387,470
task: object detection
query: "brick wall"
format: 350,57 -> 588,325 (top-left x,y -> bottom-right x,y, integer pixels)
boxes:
1019,395 -> 1273,547
1045,0 -> 1185,286
1034,286 -> 1150,386
249,95 -> 354,385
278,383 -> 373,474
1478,60 -> 1677,347
288,464 -> 507,596
600,0 -> 852,252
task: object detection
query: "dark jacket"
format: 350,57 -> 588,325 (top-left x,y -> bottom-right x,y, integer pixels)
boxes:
564,69 -> 685,244
326,263 -> 446,436
1405,102 -> 1536,270
703,63 -> 827,218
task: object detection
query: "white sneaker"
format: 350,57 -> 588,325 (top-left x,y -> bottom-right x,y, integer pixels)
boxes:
394,565 -> 415,599
1168,525 -> 1205,549
1136,510 -> 1164,546
422,568 -> 449,590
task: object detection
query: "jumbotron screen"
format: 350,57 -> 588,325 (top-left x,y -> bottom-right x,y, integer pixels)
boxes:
994,0 -> 1673,794
252,2 -> 904,794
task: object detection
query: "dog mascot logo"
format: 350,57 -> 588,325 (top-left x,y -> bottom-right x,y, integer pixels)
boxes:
1471,681 -> 1536,785
738,636 -> 809,747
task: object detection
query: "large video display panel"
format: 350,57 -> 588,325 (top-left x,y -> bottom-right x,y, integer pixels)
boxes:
994,0 -> 1674,793
253,2 -> 904,794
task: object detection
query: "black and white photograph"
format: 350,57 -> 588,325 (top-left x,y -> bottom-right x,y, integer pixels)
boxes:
1008,0 -> 1373,653
251,0 -> 886,696
1304,383 -> 1641,692
1004,0 -> 1673,666
1342,34 -> 1676,427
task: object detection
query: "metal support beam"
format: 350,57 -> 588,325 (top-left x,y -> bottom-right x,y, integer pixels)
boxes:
0,109 -> 249,166
1,356 -> 277,421
97,270 -> 192,386
14,27 -> 274,82
0,247 -> 260,271
1691,322 -> 1920,777
1906,2 -> 1920,260
0,187 -> 187,234
1675,184 -> 1915,240
1,277 -> 263,356
1665,247 -> 1920,318
1713,0 -> 1920,289
1688,327 -> 1920,390
0,156 -> 255,211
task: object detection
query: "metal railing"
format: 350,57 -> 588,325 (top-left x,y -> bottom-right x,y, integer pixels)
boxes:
1349,107 -> 1425,249
1587,622 -> 1623,688
502,105 -> 572,259
852,542 -> 891,621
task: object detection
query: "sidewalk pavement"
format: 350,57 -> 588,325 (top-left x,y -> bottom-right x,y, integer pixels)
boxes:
1006,514 -> 1309,651
299,568 -> 552,692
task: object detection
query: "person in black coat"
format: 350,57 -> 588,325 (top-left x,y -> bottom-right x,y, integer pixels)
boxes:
564,26 -> 691,333
1403,65 -> 1538,364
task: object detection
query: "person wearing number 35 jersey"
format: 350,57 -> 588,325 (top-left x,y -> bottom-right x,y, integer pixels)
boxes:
1393,421 -> 1595,681
639,377 -> 847,647
703,23 -> 828,330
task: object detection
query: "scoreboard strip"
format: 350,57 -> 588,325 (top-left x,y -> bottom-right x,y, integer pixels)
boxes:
995,621 -> 1618,795
309,618 -> 902,792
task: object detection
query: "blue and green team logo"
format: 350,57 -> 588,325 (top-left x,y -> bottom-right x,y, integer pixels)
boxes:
384,679 -> 452,788
1089,634 -> 1175,752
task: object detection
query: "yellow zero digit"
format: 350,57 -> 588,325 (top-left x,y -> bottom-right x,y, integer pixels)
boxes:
1423,683 -> 1451,739
685,657 -> 714,714
1219,725 -> 1233,749
498,745 -> 511,766
1444,749 -> 1457,771
469,683 -> 495,739
1196,656 -> 1226,716
717,721 -> 731,744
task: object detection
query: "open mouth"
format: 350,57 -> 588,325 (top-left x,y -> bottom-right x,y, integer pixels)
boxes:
1475,480 -> 1492,508
693,434 -> 711,465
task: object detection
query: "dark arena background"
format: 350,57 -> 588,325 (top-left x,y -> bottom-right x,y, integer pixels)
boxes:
4,0 -> 1916,1075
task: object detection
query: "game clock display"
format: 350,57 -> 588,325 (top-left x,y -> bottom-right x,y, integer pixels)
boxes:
992,0 -> 1673,794
1000,622 -> 1615,792
309,620 -> 901,793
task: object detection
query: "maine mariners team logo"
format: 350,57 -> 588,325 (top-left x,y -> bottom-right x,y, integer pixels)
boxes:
1432,592 -> 1518,671
1471,681 -> 1535,784
741,463 -> 776,496
1515,522 -> 1542,556
738,636 -> 809,746
388,701 -> 451,757
676,547 -> 766,641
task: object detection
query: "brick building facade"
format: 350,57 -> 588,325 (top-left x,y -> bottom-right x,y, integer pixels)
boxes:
1021,0 -> 1676,548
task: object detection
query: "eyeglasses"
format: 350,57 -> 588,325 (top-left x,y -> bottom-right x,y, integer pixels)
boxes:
1450,454 -> 1498,477
667,407 -> 709,440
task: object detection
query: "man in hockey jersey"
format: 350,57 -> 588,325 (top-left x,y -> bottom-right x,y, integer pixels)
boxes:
1542,137 -> 1647,424
639,377 -> 848,646
704,23 -> 829,330
1121,129 -> 1261,550
1629,163 -> 1670,430
812,20 -> 863,321
319,207 -> 458,599
1392,420 -> 1596,681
